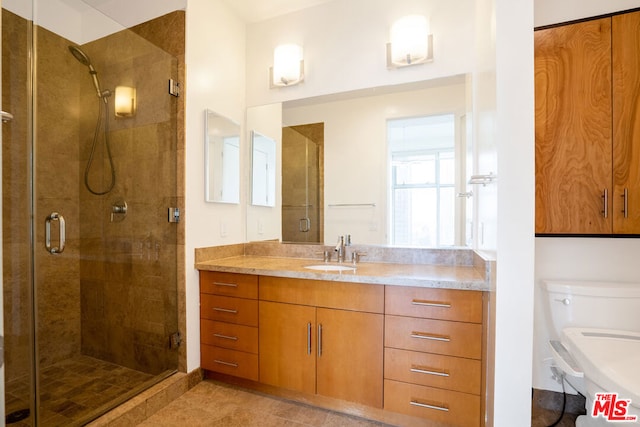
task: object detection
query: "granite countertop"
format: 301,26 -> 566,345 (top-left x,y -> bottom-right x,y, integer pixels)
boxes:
195,255 -> 490,291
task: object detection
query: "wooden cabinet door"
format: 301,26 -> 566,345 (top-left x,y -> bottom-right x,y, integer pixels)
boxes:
613,11 -> 640,234
316,308 -> 383,408
259,301 -> 316,394
535,18 -> 612,234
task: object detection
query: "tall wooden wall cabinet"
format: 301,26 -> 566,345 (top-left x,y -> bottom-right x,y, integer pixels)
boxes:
535,10 -> 640,234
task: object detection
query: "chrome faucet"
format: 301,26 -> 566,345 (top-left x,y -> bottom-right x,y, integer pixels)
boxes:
335,235 -> 345,263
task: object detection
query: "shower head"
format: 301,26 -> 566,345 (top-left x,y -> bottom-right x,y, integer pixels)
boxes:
68,45 -> 110,101
68,45 -> 93,68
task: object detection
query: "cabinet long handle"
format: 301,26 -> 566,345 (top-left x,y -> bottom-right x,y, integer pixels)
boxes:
213,333 -> 238,341
602,189 -> 609,218
410,365 -> 450,377
411,299 -> 451,308
317,324 -> 323,357
213,359 -> 238,368
411,331 -> 450,342
410,400 -> 449,412
622,188 -> 629,218
213,307 -> 238,314
213,281 -> 238,288
307,322 -> 312,355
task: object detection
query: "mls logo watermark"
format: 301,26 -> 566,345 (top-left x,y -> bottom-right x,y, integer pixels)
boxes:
591,393 -> 638,422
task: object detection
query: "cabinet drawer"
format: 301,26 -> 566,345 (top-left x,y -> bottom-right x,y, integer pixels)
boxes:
385,286 -> 483,323
201,320 -> 259,354
385,315 -> 482,359
384,379 -> 480,427
384,348 -> 481,395
259,276 -> 384,313
200,271 -> 258,299
201,345 -> 259,381
200,294 -> 258,326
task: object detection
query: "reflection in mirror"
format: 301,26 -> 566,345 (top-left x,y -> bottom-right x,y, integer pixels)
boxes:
389,114 -> 459,247
205,109 -> 240,203
281,124 -> 323,243
279,76 -> 470,247
251,131 -> 276,206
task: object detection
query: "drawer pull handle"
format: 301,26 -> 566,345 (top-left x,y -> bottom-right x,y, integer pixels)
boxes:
307,322 -> 312,355
213,281 -> 238,288
411,331 -> 450,342
410,399 -> 449,412
213,359 -> 238,368
411,299 -> 451,308
410,365 -> 450,377
213,307 -> 238,314
213,333 -> 238,341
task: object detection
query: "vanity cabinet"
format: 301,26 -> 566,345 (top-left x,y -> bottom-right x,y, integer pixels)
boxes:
258,276 -> 385,408
199,271 -> 259,381
535,11 -> 640,234
383,286 -> 484,427
198,268 -> 487,425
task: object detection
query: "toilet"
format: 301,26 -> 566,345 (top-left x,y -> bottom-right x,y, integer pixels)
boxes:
542,280 -> 640,426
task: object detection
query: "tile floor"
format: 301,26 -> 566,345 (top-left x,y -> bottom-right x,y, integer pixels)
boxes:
5,355 -> 163,427
138,379 -> 585,427
138,380 -> 390,427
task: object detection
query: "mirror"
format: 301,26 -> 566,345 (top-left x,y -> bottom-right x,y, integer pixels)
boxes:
251,131 -> 277,207
205,109 -> 240,203
247,75 -> 473,248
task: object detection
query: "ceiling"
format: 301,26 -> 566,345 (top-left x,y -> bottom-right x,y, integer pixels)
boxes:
221,0 -> 335,22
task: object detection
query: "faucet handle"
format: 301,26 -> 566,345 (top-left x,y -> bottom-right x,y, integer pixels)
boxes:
351,251 -> 366,265
316,250 -> 332,263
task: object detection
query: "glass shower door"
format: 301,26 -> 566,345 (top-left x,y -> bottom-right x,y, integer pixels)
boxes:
3,1 -> 182,425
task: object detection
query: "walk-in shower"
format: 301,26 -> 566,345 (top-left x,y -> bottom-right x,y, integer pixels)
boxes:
2,3 -> 183,425
68,45 -> 115,195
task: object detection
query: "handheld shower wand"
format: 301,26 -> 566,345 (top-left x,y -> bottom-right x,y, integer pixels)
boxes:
68,45 -> 116,195
68,45 -> 111,102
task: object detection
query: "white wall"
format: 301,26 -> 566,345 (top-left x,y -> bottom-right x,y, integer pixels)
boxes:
184,0 -> 246,371
282,82 -> 467,245
245,0 -> 475,107
532,0 -> 640,394
493,0 -> 535,424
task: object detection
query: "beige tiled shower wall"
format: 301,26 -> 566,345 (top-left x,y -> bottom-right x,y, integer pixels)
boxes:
77,12 -> 185,375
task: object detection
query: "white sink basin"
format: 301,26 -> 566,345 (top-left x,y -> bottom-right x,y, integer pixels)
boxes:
304,264 -> 356,272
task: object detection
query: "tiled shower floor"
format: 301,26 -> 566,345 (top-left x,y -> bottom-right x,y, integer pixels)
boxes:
5,355 -> 159,426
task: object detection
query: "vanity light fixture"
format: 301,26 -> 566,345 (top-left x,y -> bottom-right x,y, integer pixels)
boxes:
270,44 -> 305,88
114,85 -> 136,117
387,15 -> 433,68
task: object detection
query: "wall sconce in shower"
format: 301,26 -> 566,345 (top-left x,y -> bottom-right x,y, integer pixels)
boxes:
270,44 -> 304,88
387,15 -> 433,68
114,85 -> 136,117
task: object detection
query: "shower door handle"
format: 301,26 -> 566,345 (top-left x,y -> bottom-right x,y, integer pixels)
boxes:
45,212 -> 66,254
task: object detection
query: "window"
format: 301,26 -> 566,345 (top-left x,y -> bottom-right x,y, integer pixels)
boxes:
388,114 -> 456,247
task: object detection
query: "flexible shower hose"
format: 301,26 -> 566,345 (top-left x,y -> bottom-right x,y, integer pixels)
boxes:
84,96 -> 115,195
